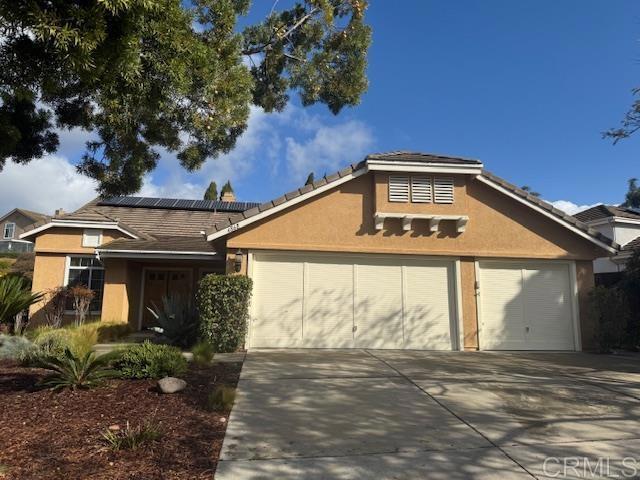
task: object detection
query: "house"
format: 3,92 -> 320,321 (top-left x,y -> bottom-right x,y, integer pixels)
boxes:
574,205 -> 640,285
21,151 -> 618,351
0,208 -> 48,253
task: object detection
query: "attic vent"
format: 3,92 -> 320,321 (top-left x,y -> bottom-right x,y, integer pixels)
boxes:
433,177 -> 454,204
411,176 -> 432,203
389,175 -> 410,202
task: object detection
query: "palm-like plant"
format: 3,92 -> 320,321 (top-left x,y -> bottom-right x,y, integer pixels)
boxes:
147,294 -> 198,348
0,276 -> 43,327
37,349 -> 119,391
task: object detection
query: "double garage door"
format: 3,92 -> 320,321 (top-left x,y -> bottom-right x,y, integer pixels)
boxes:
250,253 -> 458,350
249,253 -> 578,351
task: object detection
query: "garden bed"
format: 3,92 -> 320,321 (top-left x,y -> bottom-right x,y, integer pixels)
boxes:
0,360 -> 242,479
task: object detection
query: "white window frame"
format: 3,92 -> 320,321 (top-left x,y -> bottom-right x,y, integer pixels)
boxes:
63,255 -> 105,314
3,222 -> 15,239
82,229 -> 103,248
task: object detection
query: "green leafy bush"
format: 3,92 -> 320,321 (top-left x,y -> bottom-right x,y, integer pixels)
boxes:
37,349 -> 118,391
191,340 -> 215,365
147,295 -> 199,348
196,275 -> 252,352
0,334 -> 35,361
114,341 -> 187,379
589,286 -> 630,353
101,421 -> 161,451
96,322 -> 133,343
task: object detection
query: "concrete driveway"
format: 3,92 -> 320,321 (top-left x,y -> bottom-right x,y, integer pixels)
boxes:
215,350 -> 640,479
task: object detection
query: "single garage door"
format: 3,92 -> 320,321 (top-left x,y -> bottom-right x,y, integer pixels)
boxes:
250,253 -> 458,350
477,261 -> 577,351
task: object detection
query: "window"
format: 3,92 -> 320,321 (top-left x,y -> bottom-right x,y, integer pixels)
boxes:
389,175 -> 410,202
65,256 -> 104,312
410,176 -> 432,203
82,229 -> 102,247
433,177 -> 455,204
388,176 -> 455,204
3,222 -> 15,239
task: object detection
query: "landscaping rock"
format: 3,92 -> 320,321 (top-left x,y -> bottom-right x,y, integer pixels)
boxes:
158,377 -> 187,394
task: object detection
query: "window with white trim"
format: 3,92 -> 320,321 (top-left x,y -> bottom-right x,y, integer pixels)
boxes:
65,257 -> 104,312
388,175 -> 410,202
82,229 -> 103,247
389,176 -> 455,204
3,222 -> 15,239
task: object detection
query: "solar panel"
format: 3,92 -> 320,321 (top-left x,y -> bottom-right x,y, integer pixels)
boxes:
96,196 -> 259,212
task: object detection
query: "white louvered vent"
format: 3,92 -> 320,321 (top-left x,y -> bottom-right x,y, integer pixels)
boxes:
410,176 -> 432,203
434,177 -> 454,204
389,175 -> 410,202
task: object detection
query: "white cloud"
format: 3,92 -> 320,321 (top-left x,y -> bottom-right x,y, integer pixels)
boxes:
285,120 -> 374,180
549,200 -> 602,216
0,155 -> 97,214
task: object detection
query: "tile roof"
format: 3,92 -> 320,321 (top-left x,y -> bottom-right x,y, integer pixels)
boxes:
623,236 -> 640,252
99,235 -> 217,253
366,151 -> 482,165
574,205 -> 640,223
58,198 -> 245,238
0,208 -> 47,224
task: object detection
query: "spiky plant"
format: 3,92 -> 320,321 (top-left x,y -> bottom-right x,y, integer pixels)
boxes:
146,295 -> 198,348
0,276 -> 43,328
37,349 -> 119,391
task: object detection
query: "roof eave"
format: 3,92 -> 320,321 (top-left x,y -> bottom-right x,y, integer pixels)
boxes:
20,220 -> 140,240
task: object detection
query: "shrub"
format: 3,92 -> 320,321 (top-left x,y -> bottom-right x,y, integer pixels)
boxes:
147,295 -> 199,348
114,341 -> 187,379
23,322 -> 103,364
206,385 -> 236,412
101,421 -> 161,451
589,286 -> 630,353
37,349 -> 118,391
41,287 -> 69,328
196,275 -> 252,352
9,253 -> 35,281
0,334 -> 35,361
69,285 -> 95,326
191,340 -> 215,365
96,322 -> 133,343
620,248 -> 640,349
0,276 -> 43,332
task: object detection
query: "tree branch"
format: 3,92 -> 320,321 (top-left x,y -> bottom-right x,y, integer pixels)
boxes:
242,7 -> 319,56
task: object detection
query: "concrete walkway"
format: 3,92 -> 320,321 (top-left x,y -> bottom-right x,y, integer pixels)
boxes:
216,350 -> 640,479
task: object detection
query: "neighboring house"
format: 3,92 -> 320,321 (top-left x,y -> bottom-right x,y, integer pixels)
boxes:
574,205 -> 640,285
22,151 -> 618,351
0,208 -> 48,253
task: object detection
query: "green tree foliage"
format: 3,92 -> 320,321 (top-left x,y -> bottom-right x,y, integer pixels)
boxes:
605,87 -> 640,143
0,0 -> 371,196
622,178 -> 640,209
220,180 -> 234,198
621,247 -> 640,347
204,181 -> 218,201
305,172 -> 315,185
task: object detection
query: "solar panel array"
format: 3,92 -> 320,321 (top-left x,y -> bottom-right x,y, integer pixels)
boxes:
97,197 -> 260,213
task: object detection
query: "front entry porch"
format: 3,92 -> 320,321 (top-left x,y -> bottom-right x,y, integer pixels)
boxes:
99,256 -> 225,329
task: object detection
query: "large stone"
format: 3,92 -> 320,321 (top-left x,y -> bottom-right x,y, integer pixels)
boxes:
157,377 -> 187,394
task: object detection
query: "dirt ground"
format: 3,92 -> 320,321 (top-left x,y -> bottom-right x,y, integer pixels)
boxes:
0,360 -> 242,480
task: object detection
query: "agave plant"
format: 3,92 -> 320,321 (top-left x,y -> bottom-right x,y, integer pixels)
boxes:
0,276 -> 43,329
37,349 -> 119,391
146,294 -> 198,348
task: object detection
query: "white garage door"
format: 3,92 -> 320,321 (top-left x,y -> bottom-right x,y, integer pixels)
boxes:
478,261 -> 577,351
250,253 -> 458,350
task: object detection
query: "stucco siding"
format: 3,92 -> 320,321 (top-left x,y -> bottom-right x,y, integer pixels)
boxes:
34,228 -> 125,254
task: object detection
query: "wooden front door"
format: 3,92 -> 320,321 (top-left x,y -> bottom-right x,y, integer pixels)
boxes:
142,270 -> 191,327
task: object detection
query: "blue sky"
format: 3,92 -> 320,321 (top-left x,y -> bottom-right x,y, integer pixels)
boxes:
0,0 -> 638,214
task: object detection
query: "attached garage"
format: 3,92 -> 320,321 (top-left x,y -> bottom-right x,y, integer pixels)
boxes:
477,261 -> 579,351
249,252 -> 460,350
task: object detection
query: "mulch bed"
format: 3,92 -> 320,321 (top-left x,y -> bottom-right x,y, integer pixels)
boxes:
0,360 -> 242,480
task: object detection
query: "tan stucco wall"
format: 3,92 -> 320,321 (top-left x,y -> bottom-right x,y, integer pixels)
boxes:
34,228 -> 125,254
101,258 -> 130,323
576,260 -> 596,351
228,172 -> 607,351
29,253 -> 67,323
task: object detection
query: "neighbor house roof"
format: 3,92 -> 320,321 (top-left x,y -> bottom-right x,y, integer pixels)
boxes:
574,204 -> 640,223
622,236 -> 640,252
205,152 -> 619,254
0,208 -> 48,224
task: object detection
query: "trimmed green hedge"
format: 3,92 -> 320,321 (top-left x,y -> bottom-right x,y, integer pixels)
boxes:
196,275 -> 252,352
114,341 -> 187,379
